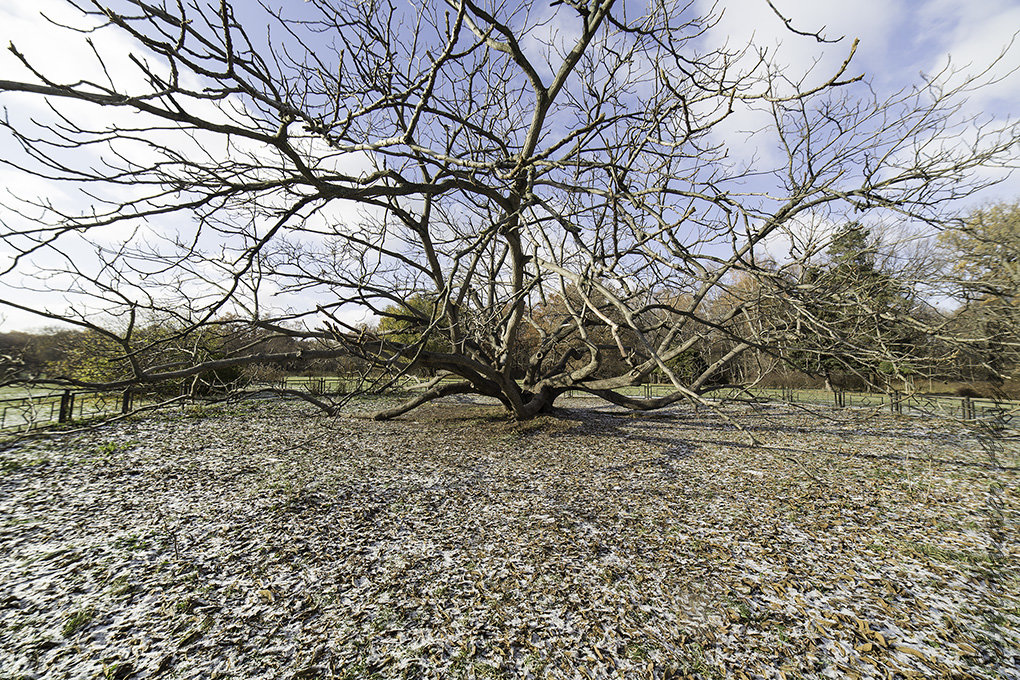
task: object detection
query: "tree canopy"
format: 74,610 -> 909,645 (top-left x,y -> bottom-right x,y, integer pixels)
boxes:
0,0 -> 1017,418
940,202 -> 1020,385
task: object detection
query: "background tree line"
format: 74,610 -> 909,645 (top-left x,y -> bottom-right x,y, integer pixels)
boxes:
5,201 -> 1017,400
368,202 -> 1020,399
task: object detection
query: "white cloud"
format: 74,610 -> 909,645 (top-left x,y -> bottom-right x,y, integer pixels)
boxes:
692,0 -> 1020,202
2,0 -> 1018,334
695,0 -> 902,89
916,0 -> 1020,110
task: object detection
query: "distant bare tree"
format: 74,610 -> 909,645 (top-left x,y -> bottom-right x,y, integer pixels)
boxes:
0,0 -> 1016,419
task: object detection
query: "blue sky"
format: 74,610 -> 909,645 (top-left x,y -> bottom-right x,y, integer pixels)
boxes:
0,0 -> 1017,332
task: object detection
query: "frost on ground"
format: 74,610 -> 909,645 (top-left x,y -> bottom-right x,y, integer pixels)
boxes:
0,398 -> 1017,680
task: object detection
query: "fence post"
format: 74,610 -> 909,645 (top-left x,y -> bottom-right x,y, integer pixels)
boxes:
963,396 -> 974,420
58,390 -> 73,423
893,392 -> 902,414
121,389 -> 132,414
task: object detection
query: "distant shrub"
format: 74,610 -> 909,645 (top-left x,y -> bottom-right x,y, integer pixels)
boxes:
955,386 -> 982,398
952,382 -> 1017,400
757,370 -> 823,390
1001,379 -> 1020,400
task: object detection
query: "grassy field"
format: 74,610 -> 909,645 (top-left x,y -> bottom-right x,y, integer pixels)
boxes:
0,385 -> 60,400
1,398 -> 1017,678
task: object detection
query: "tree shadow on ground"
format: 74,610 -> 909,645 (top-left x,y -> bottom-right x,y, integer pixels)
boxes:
550,404 -> 1019,473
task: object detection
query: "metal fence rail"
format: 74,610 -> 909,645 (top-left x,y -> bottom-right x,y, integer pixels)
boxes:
0,389 -> 136,433
2,382 -> 1015,433
274,377 -> 363,394
717,386 -> 1017,423
561,384 -> 1018,424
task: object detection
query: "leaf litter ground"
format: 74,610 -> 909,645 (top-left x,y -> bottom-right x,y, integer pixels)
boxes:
0,398 -> 1017,679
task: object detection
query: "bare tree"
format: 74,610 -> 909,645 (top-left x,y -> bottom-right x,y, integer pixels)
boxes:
0,0 -> 1016,419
